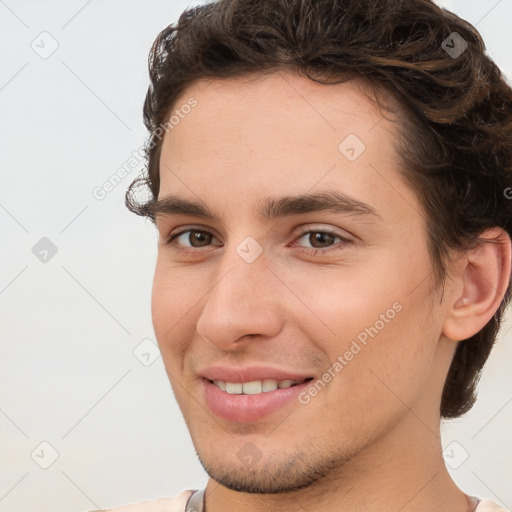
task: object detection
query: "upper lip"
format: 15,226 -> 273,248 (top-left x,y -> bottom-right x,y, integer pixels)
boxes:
199,365 -> 314,383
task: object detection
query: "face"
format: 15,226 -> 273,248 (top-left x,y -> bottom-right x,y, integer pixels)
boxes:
151,71 -> 449,493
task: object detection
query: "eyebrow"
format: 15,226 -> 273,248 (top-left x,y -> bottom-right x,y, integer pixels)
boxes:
149,191 -> 380,222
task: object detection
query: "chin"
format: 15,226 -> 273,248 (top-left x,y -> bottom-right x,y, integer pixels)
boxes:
195,446 -> 346,494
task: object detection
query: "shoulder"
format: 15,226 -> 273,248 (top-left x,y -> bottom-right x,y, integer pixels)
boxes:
86,489 -> 196,512
476,500 -> 510,512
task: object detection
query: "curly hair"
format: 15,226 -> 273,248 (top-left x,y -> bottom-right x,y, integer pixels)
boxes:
126,0 -> 512,418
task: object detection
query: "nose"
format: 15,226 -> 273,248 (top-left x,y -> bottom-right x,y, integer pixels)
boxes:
195,249 -> 284,350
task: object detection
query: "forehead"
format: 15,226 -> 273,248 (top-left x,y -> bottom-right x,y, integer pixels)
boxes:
158,71 -> 418,224
168,71 -> 390,141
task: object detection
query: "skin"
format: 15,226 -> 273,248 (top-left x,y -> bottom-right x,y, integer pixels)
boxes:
151,71 -> 510,512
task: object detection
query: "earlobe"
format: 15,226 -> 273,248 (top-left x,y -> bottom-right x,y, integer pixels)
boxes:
442,227 -> 511,342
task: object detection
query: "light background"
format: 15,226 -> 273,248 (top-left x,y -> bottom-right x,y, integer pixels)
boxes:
0,1 -> 511,511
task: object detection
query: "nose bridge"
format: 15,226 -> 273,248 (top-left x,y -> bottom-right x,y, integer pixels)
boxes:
196,242 -> 282,346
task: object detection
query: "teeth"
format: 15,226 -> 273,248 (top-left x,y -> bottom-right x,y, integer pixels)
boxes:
262,379 -> 278,392
242,380 -> 262,394
278,379 -> 295,389
212,378 -> 306,394
225,382 -> 243,394
214,380 -> 226,391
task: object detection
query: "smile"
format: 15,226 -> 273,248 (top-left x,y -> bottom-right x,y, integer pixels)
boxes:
209,377 -> 312,395
203,377 -> 315,423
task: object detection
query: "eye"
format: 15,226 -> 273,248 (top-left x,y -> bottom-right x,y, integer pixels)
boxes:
164,229 -> 222,251
162,226 -> 351,256
294,229 -> 351,252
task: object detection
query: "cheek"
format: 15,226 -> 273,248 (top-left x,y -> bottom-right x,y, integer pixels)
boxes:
326,316 -> 436,440
281,254 -> 406,344
151,260 -> 202,356
286,252 -> 438,413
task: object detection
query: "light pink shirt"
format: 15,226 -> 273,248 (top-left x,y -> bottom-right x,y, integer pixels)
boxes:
89,490 -> 510,512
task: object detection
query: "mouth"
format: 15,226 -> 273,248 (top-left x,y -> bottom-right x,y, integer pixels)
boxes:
206,377 -> 314,395
202,376 -> 315,423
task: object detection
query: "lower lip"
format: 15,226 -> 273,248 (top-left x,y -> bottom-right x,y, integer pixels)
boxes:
202,378 -> 313,423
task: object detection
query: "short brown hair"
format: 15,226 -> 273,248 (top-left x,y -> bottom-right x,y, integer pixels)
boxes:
126,0 -> 512,418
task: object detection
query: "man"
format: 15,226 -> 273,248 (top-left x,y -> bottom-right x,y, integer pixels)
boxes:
95,0 -> 512,510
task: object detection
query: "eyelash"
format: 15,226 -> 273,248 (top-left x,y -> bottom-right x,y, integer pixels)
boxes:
163,226 -> 352,256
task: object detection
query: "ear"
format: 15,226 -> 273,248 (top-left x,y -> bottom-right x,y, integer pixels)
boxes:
442,227 -> 511,342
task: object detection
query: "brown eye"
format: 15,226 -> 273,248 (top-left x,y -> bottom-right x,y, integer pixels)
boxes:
298,231 -> 338,249
187,230 -> 212,247
294,229 -> 351,253
308,232 -> 336,248
165,228 -> 222,251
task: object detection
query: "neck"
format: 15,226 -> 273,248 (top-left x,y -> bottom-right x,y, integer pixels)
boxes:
203,411 -> 472,512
